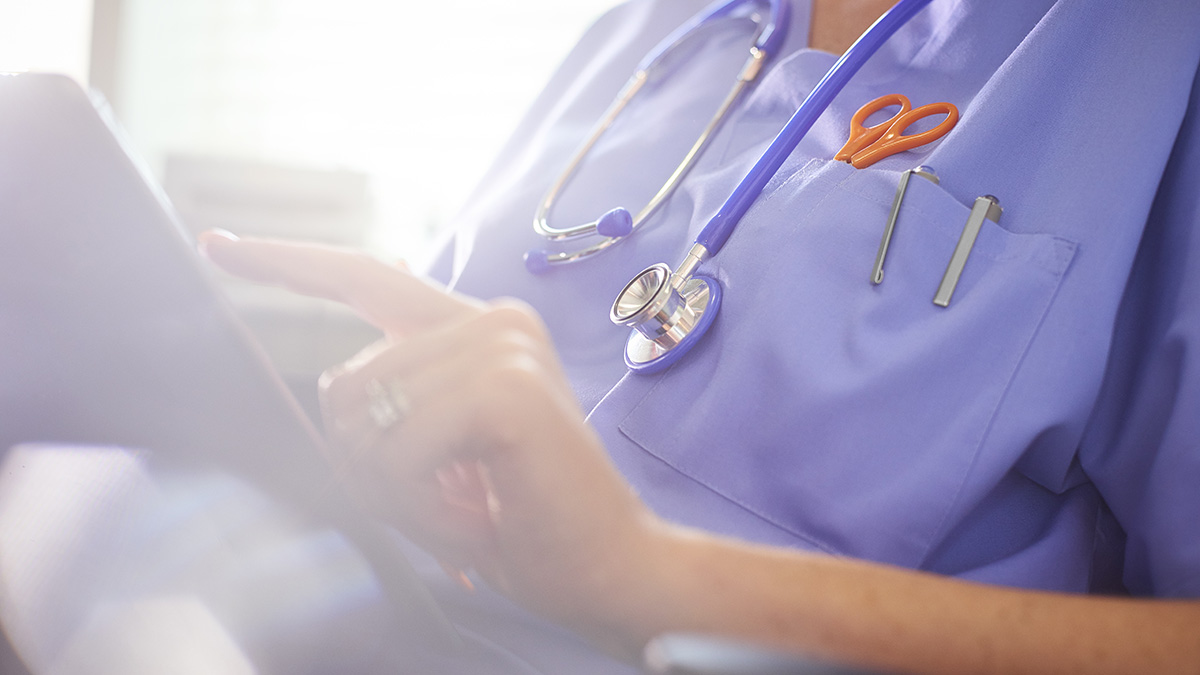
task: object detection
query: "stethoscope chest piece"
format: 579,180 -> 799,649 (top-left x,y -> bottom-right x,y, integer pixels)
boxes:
611,263 -> 722,374
545,0 -> 935,373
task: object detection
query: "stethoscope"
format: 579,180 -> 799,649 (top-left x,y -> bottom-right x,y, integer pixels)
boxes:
532,0 -> 934,374
525,0 -> 790,274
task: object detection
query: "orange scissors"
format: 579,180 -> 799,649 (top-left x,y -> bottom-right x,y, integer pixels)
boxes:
835,94 -> 959,169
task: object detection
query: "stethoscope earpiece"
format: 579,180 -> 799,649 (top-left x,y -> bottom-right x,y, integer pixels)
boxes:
523,249 -> 552,275
524,207 -> 633,274
594,207 -> 633,238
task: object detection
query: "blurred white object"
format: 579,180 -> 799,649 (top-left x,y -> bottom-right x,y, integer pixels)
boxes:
0,0 -> 92,84
108,0 -> 616,263
0,445 -> 155,671
0,444 -> 397,674
46,597 -> 256,675
163,153 -> 372,245
0,445 -> 258,674
162,153 -> 382,384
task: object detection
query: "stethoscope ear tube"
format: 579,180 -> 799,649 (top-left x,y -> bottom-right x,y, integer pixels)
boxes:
527,0 -> 789,273
637,0 -> 789,73
754,0 -> 790,58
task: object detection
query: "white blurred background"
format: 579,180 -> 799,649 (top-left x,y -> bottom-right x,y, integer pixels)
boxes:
0,0 -> 616,264
0,0 -> 619,388
0,5 -> 624,672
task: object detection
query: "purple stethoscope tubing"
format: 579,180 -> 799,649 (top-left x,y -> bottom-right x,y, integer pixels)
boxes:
612,0 -> 935,374
695,0 -> 933,254
640,0 -> 791,73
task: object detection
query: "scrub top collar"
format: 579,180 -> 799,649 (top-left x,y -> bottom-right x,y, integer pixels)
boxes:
772,0 -> 960,86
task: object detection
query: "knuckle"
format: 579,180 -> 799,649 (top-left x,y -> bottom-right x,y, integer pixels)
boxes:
488,328 -> 538,364
482,299 -> 548,339
495,352 -> 546,390
472,301 -> 554,368
475,354 -> 543,407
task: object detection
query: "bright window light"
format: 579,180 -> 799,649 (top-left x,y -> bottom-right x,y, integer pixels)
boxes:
0,0 -> 93,83
115,0 -> 618,263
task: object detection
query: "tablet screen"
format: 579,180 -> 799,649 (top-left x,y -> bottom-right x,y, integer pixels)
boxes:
0,73 -> 457,652
0,74 -> 329,501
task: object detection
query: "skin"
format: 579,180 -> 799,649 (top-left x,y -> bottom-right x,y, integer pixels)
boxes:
201,232 -> 1200,674
810,0 -> 904,54
194,2 -> 1200,671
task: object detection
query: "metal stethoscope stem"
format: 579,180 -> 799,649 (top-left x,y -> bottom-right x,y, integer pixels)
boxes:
612,243 -> 709,338
611,244 -> 722,372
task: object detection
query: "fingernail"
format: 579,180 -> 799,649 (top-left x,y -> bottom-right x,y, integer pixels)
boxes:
197,229 -> 240,258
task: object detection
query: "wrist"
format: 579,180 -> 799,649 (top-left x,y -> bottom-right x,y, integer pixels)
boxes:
574,515 -> 703,657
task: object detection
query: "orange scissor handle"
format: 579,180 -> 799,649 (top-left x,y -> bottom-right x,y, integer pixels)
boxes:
834,94 -> 911,163
849,101 -> 959,169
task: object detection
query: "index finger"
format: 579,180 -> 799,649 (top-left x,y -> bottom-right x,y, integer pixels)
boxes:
199,231 -> 482,334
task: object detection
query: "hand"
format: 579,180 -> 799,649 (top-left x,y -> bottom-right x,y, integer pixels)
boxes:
199,232 -> 663,643
201,233 -> 1200,673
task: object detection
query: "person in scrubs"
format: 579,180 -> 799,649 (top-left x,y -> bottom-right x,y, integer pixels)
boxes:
202,0 -> 1200,671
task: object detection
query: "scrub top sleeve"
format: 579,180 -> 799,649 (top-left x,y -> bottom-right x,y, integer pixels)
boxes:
1081,64 -> 1200,598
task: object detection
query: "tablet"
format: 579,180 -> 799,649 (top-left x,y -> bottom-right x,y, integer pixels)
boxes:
0,73 -> 458,651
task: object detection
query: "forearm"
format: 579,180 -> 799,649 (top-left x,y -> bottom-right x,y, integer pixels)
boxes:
598,523 -> 1200,674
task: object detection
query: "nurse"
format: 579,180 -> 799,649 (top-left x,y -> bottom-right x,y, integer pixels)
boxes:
203,0 -> 1200,671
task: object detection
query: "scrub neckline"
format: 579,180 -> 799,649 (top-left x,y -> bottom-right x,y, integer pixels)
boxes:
780,0 -> 956,87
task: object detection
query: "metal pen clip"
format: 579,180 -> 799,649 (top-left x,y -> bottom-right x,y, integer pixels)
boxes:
872,165 -> 938,285
934,195 -> 1002,307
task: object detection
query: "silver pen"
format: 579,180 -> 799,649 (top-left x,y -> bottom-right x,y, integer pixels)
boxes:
934,195 -> 1002,307
872,165 -> 939,285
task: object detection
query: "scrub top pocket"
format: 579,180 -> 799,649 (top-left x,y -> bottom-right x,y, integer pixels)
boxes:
615,159 -> 1079,568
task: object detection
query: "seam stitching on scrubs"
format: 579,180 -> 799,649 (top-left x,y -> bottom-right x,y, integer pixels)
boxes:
753,158 -> 859,219
619,360 -> 844,554
817,0 -> 965,91
629,435 -> 842,554
616,165 -> 860,557
915,236 -> 1079,567
708,158 -> 855,262
877,0 -> 968,89
834,173 -> 1082,268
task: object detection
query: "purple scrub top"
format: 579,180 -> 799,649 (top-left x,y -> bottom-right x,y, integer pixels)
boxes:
414,0 -> 1200,670
17,4 -> 1200,674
